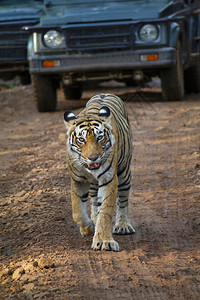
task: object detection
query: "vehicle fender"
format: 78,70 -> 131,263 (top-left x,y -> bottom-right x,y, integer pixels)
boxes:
27,35 -> 35,58
197,13 -> 200,40
196,13 -> 200,54
169,22 -> 181,48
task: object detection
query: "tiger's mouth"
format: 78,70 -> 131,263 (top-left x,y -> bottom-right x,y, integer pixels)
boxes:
87,163 -> 100,170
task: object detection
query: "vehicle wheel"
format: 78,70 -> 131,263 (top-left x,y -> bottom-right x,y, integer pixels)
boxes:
184,57 -> 200,93
160,41 -> 184,100
61,83 -> 83,100
125,79 -> 138,87
19,72 -> 31,85
31,75 -> 57,112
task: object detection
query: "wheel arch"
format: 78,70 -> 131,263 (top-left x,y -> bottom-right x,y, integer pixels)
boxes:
169,22 -> 182,48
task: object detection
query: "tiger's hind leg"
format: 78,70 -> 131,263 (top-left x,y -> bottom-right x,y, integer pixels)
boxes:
113,174 -> 135,235
113,193 -> 135,235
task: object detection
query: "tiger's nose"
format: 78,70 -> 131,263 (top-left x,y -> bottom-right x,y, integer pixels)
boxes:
88,156 -> 99,161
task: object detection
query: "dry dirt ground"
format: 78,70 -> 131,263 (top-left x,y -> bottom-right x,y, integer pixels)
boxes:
0,83 -> 200,300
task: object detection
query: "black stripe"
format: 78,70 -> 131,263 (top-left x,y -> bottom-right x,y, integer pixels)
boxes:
68,164 -> 87,181
118,186 -> 131,192
118,168 -> 131,181
99,175 -> 115,188
85,105 -> 100,111
97,155 -> 114,179
119,204 -> 127,209
117,164 -> 127,177
118,178 -> 131,189
107,105 -> 129,135
92,122 -> 101,127
70,145 -> 81,154
90,187 -> 98,191
118,129 -> 126,166
103,139 -> 111,151
75,120 -> 85,126
82,192 -> 89,198
117,156 -> 131,177
81,192 -> 89,202
118,199 -> 128,203
79,124 -> 87,129
92,202 -> 101,207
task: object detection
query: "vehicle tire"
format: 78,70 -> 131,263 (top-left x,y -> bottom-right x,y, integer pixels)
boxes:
61,83 -> 83,100
19,72 -> 31,85
125,80 -> 138,87
184,57 -> 200,93
31,75 -> 57,112
160,41 -> 184,101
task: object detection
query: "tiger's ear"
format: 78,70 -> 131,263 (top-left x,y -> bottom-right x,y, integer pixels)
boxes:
98,106 -> 110,118
64,111 -> 76,128
98,106 -> 112,125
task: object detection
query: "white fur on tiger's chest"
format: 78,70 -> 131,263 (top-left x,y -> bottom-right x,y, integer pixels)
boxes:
84,156 -> 115,185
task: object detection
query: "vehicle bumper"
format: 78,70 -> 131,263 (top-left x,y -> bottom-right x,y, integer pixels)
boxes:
0,62 -> 28,73
29,48 -> 176,75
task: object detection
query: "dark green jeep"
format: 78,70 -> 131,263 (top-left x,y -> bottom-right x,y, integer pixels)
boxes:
26,0 -> 200,111
0,0 -> 43,83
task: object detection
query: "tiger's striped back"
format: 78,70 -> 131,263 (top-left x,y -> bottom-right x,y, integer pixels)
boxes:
79,93 -> 132,173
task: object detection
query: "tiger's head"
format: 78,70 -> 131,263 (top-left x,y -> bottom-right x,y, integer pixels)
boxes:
64,106 -> 114,171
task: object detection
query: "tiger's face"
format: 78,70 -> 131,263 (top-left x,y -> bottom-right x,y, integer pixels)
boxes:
64,107 -> 114,171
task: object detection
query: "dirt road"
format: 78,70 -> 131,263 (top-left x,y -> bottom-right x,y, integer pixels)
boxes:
0,84 -> 200,300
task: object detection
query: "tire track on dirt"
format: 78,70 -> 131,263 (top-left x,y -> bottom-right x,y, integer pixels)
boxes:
128,98 -> 200,300
1,87 -> 200,300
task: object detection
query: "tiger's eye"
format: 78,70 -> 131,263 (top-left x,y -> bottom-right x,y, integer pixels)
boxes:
78,137 -> 85,143
97,135 -> 104,142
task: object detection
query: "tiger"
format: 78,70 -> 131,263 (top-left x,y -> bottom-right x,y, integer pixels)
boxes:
64,93 -> 135,251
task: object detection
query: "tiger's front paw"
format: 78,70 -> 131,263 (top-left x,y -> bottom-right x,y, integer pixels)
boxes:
113,224 -> 135,235
92,238 -> 119,251
80,221 -> 94,237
